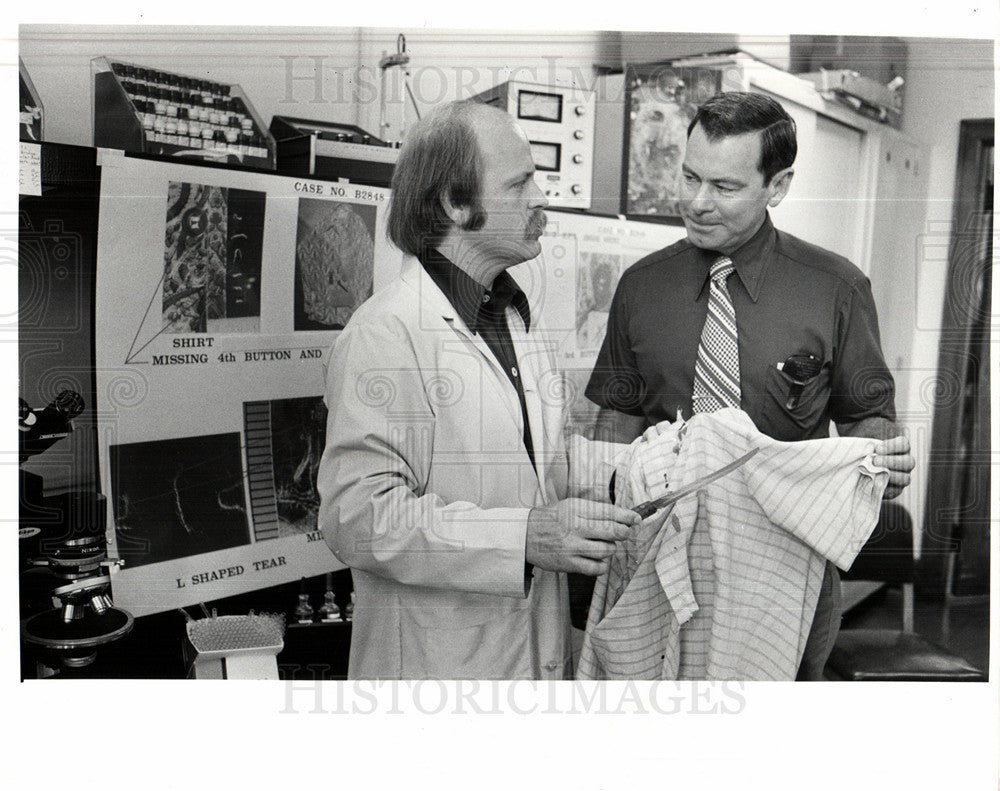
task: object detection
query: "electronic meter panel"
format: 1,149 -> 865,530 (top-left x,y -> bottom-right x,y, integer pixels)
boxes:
473,80 -> 596,210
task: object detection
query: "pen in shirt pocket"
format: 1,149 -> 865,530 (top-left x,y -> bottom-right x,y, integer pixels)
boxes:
776,353 -> 822,410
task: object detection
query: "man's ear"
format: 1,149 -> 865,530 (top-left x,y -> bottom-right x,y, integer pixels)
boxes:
440,191 -> 471,227
766,168 -> 794,208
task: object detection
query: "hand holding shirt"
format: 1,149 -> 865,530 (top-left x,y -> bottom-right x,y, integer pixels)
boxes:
577,408 -> 889,681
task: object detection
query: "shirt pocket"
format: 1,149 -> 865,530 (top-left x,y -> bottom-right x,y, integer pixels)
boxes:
764,362 -> 831,437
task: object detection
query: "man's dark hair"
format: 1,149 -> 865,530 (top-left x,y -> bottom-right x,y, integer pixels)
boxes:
687,92 -> 797,184
387,101 -> 490,256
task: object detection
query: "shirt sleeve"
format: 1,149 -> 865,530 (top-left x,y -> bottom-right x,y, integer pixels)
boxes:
316,315 -> 531,599
584,276 -> 648,416
829,275 -> 897,425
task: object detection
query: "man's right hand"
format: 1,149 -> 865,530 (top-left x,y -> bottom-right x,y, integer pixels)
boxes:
526,498 -> 640,576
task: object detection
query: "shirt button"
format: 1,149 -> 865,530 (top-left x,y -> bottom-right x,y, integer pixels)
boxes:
481,293 -> 491,303
511,367 -> 519,378
545,660 -> 559,672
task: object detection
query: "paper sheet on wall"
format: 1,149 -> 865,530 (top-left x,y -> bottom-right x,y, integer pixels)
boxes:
94,156 -> 402,616
19,142 -> 42,196
515,211 -> 686,431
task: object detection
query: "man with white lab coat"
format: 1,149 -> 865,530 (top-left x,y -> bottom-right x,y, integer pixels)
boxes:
317,101 -> 638,679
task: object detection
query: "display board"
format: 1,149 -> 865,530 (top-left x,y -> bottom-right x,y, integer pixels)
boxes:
514,210 -> 686,431
94,154 -> 685,616
95,155 -> 401,616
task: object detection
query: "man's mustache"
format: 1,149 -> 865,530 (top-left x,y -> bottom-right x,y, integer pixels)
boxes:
529,210 -> 547,235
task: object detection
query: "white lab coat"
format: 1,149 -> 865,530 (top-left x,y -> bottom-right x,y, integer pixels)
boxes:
317,257 -> 577,679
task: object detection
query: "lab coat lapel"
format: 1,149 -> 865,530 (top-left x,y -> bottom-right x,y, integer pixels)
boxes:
509,310 -> 549,495
406,258 -> 526,435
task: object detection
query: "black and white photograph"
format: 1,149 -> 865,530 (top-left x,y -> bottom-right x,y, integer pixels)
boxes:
110,432 -> 251,567
575,251 -> 622,353
163,181 -> 265,333
9,6 -> 996,790
294,197 -> 376,331
626,64 -> 723,217
243,395 -> 328,540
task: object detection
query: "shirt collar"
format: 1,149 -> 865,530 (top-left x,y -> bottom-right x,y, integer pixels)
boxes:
418,248 -> 531,334
695,212 -> 776,303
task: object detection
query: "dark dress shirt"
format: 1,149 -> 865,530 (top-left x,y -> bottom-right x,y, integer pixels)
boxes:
585,214 -> 895,442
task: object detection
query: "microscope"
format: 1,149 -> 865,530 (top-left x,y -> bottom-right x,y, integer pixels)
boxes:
19,391 -> 133,675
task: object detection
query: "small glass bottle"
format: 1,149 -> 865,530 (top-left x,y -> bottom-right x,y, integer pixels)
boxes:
318,573 -> 341,622
344,591 -> 355,623
293,579 -> 314,624
319,591 -> 341,622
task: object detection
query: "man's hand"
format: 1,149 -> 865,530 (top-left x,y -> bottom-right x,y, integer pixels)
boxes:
837,417 -> 914,501
874,434 -> 914,500
526,498 -> 640,575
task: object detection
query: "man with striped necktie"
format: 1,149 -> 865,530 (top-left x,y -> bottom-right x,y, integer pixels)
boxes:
584,92 -> 914,680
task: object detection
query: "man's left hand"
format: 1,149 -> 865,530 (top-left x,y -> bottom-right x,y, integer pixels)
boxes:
873,434 -> 914,500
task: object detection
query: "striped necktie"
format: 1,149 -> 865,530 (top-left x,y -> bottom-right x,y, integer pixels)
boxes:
692,257 -> 740,413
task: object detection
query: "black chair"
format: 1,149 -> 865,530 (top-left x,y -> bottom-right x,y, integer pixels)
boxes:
824,502 -> 986,681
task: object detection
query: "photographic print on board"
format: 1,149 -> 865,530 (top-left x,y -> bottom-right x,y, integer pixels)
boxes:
110,432 -> 250,567
576,252 -> 622,355
162,181 -> 265,333
294,198 -> 376,331
625,65 -> 722,217
243,396 -> 328,540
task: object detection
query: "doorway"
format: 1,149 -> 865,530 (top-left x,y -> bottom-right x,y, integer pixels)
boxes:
924,118 -> 993,599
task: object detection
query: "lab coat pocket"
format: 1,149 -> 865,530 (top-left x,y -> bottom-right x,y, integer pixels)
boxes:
400,604 -> 532,679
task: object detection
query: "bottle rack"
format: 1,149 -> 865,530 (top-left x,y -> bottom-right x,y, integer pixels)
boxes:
91,56 -> 275,169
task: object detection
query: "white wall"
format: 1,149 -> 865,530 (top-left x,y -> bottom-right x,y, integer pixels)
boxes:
354,28 -> 606,143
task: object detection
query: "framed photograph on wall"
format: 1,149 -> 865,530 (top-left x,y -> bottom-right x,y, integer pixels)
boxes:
622,62 -> 724,219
